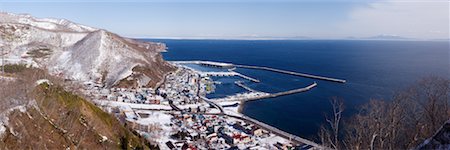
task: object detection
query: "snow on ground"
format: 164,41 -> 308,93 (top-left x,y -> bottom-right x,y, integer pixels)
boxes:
224,117 -> 241,125
0,12 -> 96,32
0,115 -> 9,139
134,111 -> 174,150
207,108 -> 221,114
94,100 -> 172,110
224,107 -> 242,117
0,76 -> 16,81
0,103 -> 30,138
218,101 -> 240,106
176,103 -> 208,109
257,134 -> 290,146
120,105 -> 137,120
219,101 -> 242,116
35,79 -> 51,86
0,58 -> 35,67
135,111 -> 172,125
210,92 -> 270,102
0,124 -> 5,137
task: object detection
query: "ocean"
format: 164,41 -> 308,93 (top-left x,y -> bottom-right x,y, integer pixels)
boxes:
143,39 -> 449,139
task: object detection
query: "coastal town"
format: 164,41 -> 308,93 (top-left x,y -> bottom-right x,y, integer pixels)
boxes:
1,6 -> 447,150
87,62 -> 320,149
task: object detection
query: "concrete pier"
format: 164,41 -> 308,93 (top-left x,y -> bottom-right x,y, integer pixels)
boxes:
235,64 -> 346,83
235,73 -> 260,83
211,82 -> 318,103
270,82 -> 317,97
172,60 -> 346,83
196,71 -> 260,82
171,60 -> 234,68
235,81 -> 259,92
198,71 -> 237,77
243,82 -> 317,102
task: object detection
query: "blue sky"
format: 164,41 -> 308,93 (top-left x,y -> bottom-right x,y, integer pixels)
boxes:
0,0 -> 448,39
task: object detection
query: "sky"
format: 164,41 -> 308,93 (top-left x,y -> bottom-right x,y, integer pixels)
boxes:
0,0 -> 448,39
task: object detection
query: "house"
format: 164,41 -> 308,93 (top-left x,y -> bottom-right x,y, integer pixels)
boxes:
181,143 -> 189,150
207,133 -> 218,140
165,141 -> 176,149
253,128 -> 265,137
232,123 -> 251,134
220,133 -> 234,145
146,99 -> 160,104
171,131 -> 190,140
240,135 -> 252,144
191,132 -> 200,141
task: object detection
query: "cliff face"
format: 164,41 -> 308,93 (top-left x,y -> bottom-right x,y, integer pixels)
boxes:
0,12 -> 175,88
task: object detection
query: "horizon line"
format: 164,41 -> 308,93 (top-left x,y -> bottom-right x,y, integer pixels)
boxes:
127,36 -> 449,41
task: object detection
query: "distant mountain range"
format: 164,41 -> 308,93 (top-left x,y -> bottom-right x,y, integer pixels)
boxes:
140,35 -> 445,41
362,34 -> 410,40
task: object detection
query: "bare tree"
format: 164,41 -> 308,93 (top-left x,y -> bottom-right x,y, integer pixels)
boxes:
319,97 -> 344,150
1,46 -> 4,75
340,76 -> 450,150
415,76 -> 450,135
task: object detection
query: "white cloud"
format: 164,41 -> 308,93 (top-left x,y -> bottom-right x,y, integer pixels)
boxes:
336,0 -> 449,39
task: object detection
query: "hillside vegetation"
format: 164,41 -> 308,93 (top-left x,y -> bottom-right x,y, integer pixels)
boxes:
0,67 -> 152,149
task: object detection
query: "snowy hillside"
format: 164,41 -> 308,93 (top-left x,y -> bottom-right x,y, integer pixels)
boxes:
0,12 -> 174,88
0,12 -> 96,32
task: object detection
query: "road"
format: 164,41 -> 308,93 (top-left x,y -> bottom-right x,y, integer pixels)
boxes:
168,100 -> 182,111
226,114 -> 325,149
200,96 -> 225,114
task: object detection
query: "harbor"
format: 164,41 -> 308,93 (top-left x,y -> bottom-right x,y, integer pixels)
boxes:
167,60 -> 342,148
171,60 -> 343,103
171,60 -> 346,83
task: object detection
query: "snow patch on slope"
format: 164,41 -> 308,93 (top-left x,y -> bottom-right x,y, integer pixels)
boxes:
49,30 -> 149,86
0,100 -> 36,139
0,12 -> 96,32
0,124 -> 5,138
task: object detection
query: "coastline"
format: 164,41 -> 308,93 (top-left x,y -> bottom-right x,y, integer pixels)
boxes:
171,61 -> 333,147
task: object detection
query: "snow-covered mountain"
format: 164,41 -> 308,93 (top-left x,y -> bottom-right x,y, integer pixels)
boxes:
0,12 -> 174,87
0,12 -> 96,32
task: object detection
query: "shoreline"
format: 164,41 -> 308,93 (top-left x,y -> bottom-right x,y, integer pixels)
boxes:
172,61 -> 326,149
